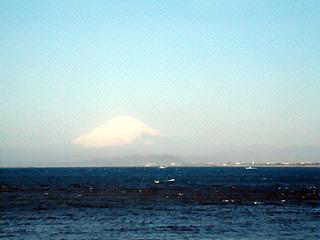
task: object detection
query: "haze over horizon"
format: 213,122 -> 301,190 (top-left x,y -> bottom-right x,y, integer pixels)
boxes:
1,1 -> 320,167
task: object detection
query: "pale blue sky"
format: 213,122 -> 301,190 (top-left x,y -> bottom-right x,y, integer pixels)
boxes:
1,1 -> 319,166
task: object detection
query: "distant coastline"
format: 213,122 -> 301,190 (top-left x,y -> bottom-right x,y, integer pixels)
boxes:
1,162 -> 320,168
203,162 -> 320,167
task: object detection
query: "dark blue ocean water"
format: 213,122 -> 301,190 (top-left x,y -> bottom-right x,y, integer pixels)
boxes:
1,167 -> 319,239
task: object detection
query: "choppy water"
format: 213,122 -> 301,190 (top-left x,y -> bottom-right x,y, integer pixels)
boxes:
1,167 -> 319,239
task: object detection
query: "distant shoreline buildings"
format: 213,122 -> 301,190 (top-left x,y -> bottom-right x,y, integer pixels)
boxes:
205,161 -> 320,167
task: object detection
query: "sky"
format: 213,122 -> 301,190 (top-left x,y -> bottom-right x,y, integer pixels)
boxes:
1,0 -> 320,166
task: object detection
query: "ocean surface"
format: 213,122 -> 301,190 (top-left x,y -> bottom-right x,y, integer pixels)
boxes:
1,167 -> 319,240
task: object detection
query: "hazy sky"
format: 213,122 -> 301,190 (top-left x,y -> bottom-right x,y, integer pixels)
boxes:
1,1 -> 320,166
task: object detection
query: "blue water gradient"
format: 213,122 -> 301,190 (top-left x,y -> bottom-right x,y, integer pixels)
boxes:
1,167 -> 319,239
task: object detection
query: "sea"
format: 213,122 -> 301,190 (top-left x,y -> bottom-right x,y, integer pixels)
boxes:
1,167 -> 319,240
